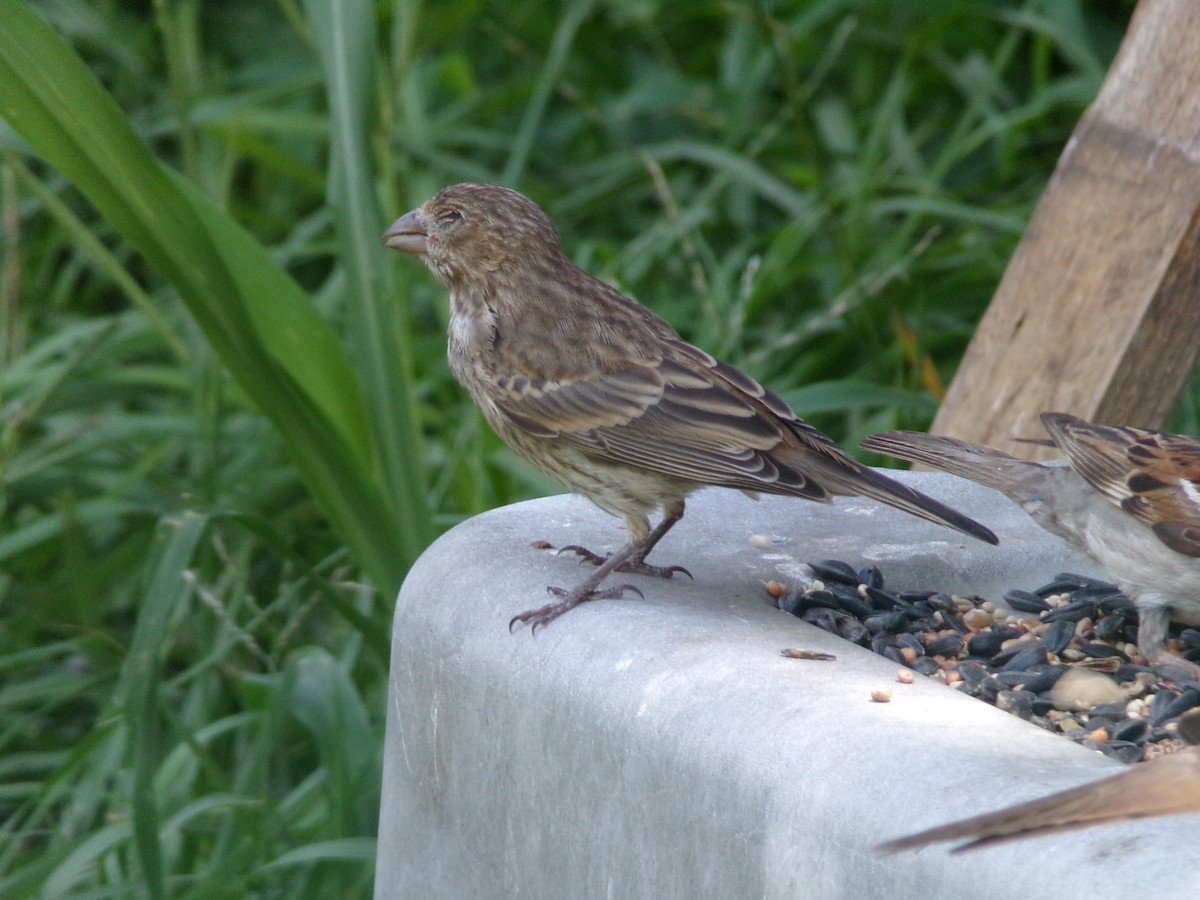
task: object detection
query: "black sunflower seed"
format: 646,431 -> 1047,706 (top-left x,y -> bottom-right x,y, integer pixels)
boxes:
955,661 -> 990,687
1004,590 -> 1050,613
1154,688 -> 1200,723
837,617 -> 869,646
966,630 -> 1006,659
1112,718 -> 1149,744
1001,641 -> 1049,672
863,585 -> 909,611
924,593 -> 959,614
1034,575 -> 1092,597
910,656 -> 942,676
1042,600 -> 1098,623
1097,741 -> 1144,764
857,566 -> 884,590
807,559 -> 859,586
864,611 -> 910,635
826,583 -> 873,619
1042,619 -> 1076,655
1078,642 -> 1129,661
1097,592 -> 1136,614
1020,667 -> 1065,694
1094,614 -> 1128,642
925,634 -> 965,658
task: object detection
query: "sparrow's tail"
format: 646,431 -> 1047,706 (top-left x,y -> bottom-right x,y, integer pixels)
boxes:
860,431 -> 1047,501
877,745 -> 1200,853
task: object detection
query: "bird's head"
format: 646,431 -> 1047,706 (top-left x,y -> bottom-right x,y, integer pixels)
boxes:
383,183 -> 565,285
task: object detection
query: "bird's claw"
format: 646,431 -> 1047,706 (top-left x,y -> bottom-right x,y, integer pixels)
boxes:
556,544 -> 608,566
648,563 -> 694,580
508,583 -> 644,634
1149,654 -> 1200,683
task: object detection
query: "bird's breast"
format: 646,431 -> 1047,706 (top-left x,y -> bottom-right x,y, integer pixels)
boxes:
447,288 -> 497,366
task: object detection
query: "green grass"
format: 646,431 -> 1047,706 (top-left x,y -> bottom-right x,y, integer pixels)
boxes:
0,0 -> 1146,895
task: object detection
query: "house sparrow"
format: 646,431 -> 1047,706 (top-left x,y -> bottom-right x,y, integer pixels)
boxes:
861,412 -> 1200,676
878,742 -> 1200,853
384,183 -> 996,631
879,710 -> 1200,851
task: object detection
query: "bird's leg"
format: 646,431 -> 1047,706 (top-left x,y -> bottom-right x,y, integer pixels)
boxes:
1137,606 -> 1200,680
511,503 -> 691,633
510,537 -> 647,633
558,502 -> 693,580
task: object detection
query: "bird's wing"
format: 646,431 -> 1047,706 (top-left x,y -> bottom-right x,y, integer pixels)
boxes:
1041,412 -> 1200,557
489,339 -> 834,500
490,338 -> 998,544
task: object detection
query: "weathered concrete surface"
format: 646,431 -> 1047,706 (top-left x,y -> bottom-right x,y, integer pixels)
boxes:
376,471 -> 1200,899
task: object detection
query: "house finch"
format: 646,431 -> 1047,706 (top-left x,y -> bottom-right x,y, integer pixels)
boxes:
862,412 -> 1200,676
384,183 -> 996,631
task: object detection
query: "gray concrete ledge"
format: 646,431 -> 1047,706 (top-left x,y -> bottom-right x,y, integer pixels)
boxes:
376,471 -> 1200,899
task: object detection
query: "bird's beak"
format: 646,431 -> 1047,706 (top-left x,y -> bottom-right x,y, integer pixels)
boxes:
382,208 -> 428,255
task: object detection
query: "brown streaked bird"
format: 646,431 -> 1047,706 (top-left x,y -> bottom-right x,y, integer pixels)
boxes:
878,711 -> 1200,852
384,183 -> 996,631
862,412 -> 1200,677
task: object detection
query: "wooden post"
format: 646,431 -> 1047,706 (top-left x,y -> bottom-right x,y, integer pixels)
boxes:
931,0 -> 1200,457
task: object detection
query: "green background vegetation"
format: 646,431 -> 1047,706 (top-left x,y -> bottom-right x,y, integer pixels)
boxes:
0,0 -> 1172,895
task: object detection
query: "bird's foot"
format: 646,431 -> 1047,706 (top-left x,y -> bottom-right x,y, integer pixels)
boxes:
1148,651 -> 1200,683
509,583 -> 645,634
556,544 -> 693,580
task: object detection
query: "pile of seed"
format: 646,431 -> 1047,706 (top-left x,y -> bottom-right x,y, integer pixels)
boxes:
771,560 -> 1200,764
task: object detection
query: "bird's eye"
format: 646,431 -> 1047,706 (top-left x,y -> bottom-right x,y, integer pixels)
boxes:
437,211 -> 464,227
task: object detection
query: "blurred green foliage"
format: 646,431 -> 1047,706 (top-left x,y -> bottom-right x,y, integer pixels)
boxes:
0,0 -> 1147,895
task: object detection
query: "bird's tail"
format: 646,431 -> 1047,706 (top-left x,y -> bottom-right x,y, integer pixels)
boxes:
854,430 -> 1068,545
860,431 -> 1047,496
839,457 -> 999,544
876,746 -> 1200,853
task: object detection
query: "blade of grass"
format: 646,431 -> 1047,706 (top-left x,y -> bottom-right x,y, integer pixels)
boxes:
0,1 -> 416,591
780,380 -> 939,417
119,510 -> 210,900
3,153 -> 187,362
287,648 -> 378,836
305,0 -> 432,556
259,837 -> 376,870
502,0 -> 597,186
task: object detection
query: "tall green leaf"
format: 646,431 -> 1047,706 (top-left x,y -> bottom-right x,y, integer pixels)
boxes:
0,0 -> 420,593
305,0 -> 432,556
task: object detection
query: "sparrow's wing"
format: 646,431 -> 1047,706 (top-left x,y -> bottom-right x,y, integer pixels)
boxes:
490,341 -> 833,500
491,339 -> 997,543
1041,412 -> 1200,557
